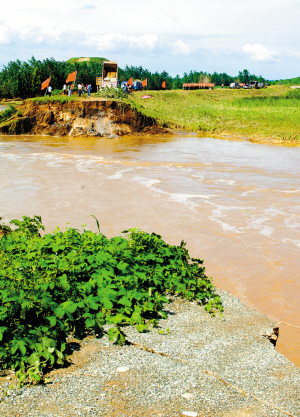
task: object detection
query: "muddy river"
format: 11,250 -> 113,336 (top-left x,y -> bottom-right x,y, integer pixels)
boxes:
0,133 -> 299,366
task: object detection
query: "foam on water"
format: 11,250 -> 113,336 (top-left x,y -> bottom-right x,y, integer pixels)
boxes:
281,238 -> 300,249
133,176 -> 213,209
108,169 -> 133,179
0,153 -> 22,161
285,214 -> 300,232
212,179 -> 236,185
245,216 -> 274,237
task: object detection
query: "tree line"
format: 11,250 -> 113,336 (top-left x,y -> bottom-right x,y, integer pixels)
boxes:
0,56 -> 267,99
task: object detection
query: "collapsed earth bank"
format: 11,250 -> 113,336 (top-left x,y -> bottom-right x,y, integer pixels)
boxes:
0,99 -> 167,137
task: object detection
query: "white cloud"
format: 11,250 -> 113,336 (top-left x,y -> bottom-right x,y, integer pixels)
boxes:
0,23 -> 160,53
173,40 -> 191,55
83,33 -> 159,52
127,34 -> 158,50
286,50 -> 300,59
242,43 -> 277,62
19,27 -> 47,43
0,22 -> 13,44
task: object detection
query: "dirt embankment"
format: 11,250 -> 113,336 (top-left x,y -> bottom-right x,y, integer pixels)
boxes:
0,99 -> 167,137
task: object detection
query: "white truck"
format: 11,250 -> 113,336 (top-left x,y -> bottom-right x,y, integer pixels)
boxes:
96,61 -> 118,90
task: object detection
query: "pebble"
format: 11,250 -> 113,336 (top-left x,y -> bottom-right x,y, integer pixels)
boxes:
181,393 -> 194,399
117,366 -> 130,373
0,290 -> 299,417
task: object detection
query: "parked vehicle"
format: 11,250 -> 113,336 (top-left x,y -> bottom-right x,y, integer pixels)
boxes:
133,80 -> 143,91
243,84 -> 250,89
96,61 -> 118,90
121,80 -> 143,91
249,81 -> 265,89
229,82 -> 240,89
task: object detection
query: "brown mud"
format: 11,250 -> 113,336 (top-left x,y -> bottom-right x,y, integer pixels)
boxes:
0,99 -> 167,137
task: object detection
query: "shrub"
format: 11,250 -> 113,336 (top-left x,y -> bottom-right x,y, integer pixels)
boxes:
0,105 -> 17,124
95,86 -> 128,99
0,216 -> 222,386
52,89 -> 63,96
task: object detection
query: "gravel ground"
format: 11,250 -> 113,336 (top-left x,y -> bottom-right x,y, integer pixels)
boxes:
1,289 -> 299,417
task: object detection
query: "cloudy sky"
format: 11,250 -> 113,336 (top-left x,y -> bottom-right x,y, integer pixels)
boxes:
1,0 -> 300,79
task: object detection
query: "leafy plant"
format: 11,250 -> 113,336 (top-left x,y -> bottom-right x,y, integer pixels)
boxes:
0,216 -> 222,386
52,89 -> 63,96
0,105 -> 18,124
94,87 -> 128,99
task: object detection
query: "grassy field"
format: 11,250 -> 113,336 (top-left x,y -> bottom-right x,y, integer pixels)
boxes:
128,86 -> 300,143
271,76 -> 300,85
66,57 -> 107,65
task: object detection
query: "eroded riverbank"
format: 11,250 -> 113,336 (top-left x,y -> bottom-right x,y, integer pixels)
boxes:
0,99 -> 167,137
0,133 -> 299,366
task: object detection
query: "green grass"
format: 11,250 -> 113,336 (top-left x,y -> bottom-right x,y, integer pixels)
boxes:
29,96 -> 81,104
66,57 -> 107,65
271,76 -> 300,85
128,86 -> 300,143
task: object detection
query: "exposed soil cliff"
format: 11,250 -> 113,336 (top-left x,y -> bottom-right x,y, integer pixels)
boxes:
0,99 -> 167,137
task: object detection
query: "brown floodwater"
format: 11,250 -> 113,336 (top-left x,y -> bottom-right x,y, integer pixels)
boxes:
0,133 -> 299,366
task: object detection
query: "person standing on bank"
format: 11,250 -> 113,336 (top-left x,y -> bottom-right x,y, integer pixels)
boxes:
68,85 -> 71,96
63,84 -> 67,95
78,83 -> 82,97
87,83 -> 91,97
47,85 -> 52,97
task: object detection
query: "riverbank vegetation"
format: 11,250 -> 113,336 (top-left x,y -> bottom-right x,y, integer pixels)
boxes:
0,105 -> 20,124
0,216 -> 221,386
0,56 -> 267,99
129,86 -> 300,143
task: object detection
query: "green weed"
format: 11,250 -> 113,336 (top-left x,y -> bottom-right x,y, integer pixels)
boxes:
0,216 -> 222,386
0,105 -> 19,124
94,87 -> 128,99
30,96 -> 79,104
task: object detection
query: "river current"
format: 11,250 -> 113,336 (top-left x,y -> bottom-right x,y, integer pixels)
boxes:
0,133 -> 299,366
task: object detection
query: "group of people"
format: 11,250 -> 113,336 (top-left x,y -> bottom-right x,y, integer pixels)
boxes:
123,83 -> 133,94
63,83 -> 92,97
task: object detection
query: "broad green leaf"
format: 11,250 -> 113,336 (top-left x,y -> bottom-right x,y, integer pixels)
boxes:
18,342 -> 27,356
61,301 -> 77,314
118,297 -> 132,308
102,298 -> 113,310
46,316 -> 57,328
0,326 -> 7,341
